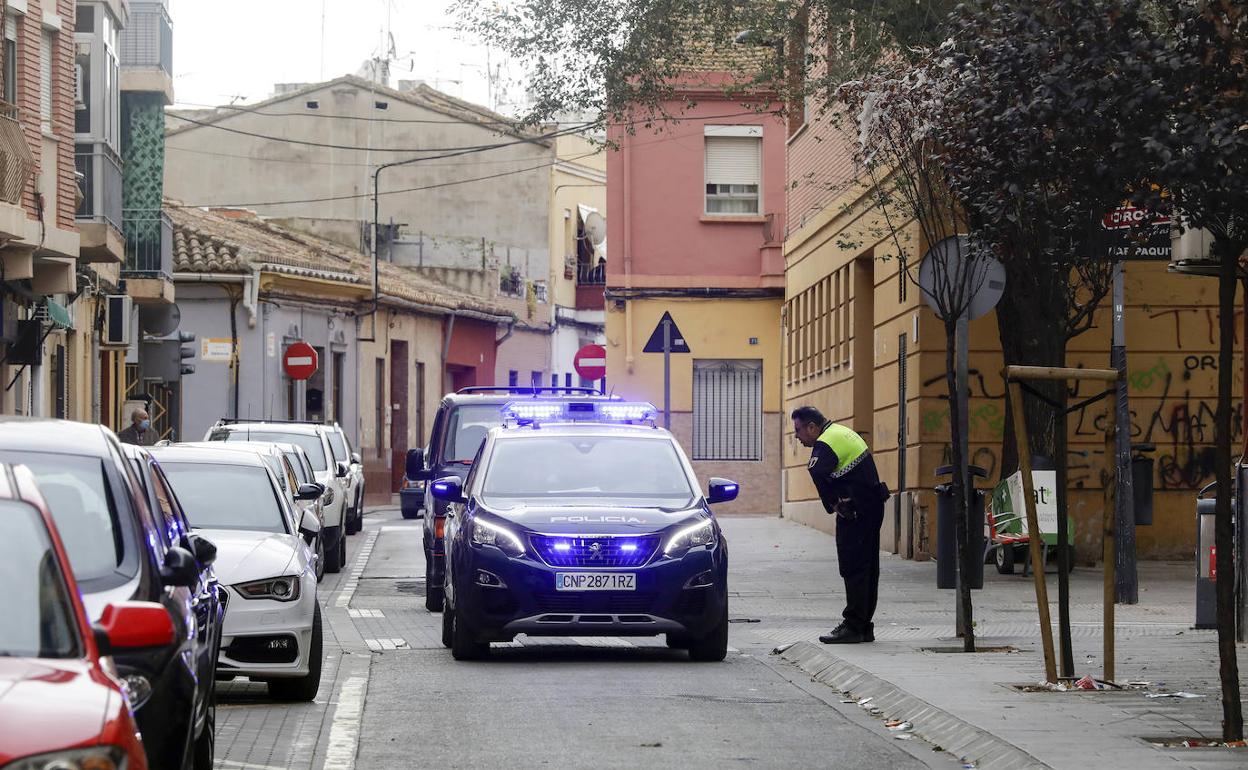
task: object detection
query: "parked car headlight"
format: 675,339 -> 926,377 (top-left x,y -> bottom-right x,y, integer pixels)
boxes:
664,519 -> 716,556
471,518 -> 525,557
234,576 -> 301,602
2,746 -> 126,770
120,672 -> 154,711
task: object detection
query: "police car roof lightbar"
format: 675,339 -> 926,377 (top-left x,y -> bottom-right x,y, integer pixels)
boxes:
501,400 -> 659,427
456,386 -> 605,396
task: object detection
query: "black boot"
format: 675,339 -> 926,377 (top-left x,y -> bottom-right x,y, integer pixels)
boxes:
819,624 -> 863,644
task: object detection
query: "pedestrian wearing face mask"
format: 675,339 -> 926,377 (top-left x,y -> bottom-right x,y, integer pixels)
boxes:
118,409 -> 154,446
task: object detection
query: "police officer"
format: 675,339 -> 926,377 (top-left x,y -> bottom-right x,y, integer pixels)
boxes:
792,406 -> 889,644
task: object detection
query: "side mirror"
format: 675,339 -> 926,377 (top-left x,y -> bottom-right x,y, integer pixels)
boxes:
188,534 -> 217,567
336,461 -> 349,478
430,476 -> 465,504
93,601 -> 175,655
405,447 -> 424,479
351,451 -> 362,465
299,509 -> 322,539
297,483 -> 323,501
707,477 -> 740,505
160,546 -> 200,588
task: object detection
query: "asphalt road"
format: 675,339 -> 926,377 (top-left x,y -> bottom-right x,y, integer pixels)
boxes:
213,507 -> 955,770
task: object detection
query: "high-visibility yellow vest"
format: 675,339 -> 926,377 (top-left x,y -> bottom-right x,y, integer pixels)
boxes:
816,422 -> 869,478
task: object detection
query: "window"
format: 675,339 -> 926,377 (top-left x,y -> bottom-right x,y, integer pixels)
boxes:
482,437 -> 694,503
40,30 -> 54,130
5,15 -> 18,105
785,265 -> 851,386
508,370 -> 518,387
692,359 -> 763,461
704,126 -> 762,215
305,100 -> 320,109
530,371 -> 542,388
160,463 -> 288,534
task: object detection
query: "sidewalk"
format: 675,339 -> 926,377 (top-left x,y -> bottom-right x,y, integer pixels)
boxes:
720,515 -> 1248,769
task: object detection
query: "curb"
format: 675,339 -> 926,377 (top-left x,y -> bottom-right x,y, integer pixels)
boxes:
778,642 -> 1050,770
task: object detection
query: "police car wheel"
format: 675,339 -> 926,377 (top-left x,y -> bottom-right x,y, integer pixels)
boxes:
450,603 -> 488,661
687,603 -> 729,662
441,596 -> 453,648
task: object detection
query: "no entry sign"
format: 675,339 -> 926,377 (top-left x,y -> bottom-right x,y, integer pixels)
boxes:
573,344 -> 607,380
283,341 -> 318,381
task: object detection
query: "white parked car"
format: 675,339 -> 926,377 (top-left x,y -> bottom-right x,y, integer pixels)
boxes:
151,444 -> 323,702
326,423 -> 365,535
206,420 -> 349,573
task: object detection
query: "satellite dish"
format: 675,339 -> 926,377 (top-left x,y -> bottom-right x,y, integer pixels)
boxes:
583,211 -> 607,246
917,236 -> 1006,321
139,303 -> 182,337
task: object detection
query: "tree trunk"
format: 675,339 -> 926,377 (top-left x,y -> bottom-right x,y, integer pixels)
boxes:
1214,238 -> 1244,742
946,322 -> 976,652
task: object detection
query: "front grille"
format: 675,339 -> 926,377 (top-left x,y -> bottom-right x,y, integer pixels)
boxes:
533,593 -> 658,614
530,534 -> 660,567
225,634 -> 299,664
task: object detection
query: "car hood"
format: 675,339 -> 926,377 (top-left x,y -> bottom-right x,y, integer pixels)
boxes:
0,658 -> 114,762
478,502 -> 705,535
195,529 -> 300,584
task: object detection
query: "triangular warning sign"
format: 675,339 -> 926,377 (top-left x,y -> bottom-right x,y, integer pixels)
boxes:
643,311 -> 691,354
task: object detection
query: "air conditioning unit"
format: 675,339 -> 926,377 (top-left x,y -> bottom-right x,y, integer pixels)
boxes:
102,295 -> 132,347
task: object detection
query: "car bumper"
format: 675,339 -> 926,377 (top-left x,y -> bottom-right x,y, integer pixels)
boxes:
454,542 -> 727,642
216,578 -> 317,679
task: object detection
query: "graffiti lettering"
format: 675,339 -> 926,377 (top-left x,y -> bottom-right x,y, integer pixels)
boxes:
1128,357 -> 1170,391
1184,354 -> 1217,372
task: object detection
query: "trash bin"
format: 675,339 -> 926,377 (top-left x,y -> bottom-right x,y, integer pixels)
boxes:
1196,483 -> 1219,629
1132,443 -> 1156,526
936,465 -> 986,590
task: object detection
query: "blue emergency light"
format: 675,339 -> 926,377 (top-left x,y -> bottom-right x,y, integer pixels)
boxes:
501,400 -> 659,426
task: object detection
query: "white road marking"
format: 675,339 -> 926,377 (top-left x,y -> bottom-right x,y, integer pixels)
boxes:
322,674 -> 368,770
364,637 -> 409,651
217,762 -> 287,770
347,608 -> 385,618
335,530 -> 378,608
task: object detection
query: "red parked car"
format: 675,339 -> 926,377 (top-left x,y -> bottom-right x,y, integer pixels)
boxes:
0,462 -> 175,770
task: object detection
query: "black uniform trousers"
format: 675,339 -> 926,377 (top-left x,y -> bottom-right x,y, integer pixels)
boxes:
835,497 -> 885,633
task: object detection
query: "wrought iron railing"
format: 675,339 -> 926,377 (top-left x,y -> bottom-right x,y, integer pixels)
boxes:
499,268 -> 523,296
577,262 -> 606,286
75,144 -> 123,230
123,208 -> 173,276
0,100 -> 35,205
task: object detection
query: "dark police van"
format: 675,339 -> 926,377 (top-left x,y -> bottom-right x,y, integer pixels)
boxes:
404,387 -> 616,612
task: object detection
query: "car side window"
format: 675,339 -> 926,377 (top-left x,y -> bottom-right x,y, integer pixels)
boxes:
463,441 -> 487,495
148,464 -> 185,548
428,409 -> 445,465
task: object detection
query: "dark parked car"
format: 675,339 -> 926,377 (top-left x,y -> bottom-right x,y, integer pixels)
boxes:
0,418 -> 224,770
406,387 -> 616,612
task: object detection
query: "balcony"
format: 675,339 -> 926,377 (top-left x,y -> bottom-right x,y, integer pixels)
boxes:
0,100 -> 35,239
76,144 -> 124,262
122,208 -> 175,304
574,262 -> 605,310
119,1 -> 174,103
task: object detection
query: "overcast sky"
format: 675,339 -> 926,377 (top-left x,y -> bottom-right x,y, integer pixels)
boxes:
172,0 -> 515,111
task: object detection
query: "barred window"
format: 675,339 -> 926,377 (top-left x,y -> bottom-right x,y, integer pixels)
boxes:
692,359 -> 763,461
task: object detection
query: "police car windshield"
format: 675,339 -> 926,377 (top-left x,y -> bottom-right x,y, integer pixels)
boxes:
481,436 -> 694,504
444,405 -> 505,463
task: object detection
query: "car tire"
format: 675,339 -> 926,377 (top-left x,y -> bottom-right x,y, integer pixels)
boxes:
268,606 -> 323,702
995,544 -> 1015,575
441,595 -> 453,648
191,687 -> 215,770
688,601 -> 729,662
401,507 -> 420,520
314,534 -> 326,582
324,527 -> 345,573
450,601 -> 488,661
425,555 -> 444,613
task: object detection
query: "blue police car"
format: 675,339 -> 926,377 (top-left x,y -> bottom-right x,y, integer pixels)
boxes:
433,400 -> 739,661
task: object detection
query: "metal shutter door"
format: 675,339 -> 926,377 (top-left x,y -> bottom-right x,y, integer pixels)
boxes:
704,137 -> 760,186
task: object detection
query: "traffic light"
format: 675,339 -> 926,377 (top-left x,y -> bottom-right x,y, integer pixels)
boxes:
178,332 -> 196,376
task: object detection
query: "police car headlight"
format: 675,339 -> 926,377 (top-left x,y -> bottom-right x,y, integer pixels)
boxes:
471,518 -> 525,557
664,519 -> 716,556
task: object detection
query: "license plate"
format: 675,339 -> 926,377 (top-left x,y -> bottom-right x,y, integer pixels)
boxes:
554,572 -> 636,591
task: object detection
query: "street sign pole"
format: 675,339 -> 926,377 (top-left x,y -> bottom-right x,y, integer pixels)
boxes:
1112,260 -> 1138,605
662,318 -> 672,430
955,312 -> 969,638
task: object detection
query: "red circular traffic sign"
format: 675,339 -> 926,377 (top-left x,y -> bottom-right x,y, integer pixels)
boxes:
573,344 -> 607,380
283,342 -> 319,381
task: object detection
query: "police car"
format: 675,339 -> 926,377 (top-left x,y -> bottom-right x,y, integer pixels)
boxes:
433,400 -> 738,661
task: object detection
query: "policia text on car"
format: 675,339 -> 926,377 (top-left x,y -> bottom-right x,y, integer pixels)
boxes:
792,406 -> 890,644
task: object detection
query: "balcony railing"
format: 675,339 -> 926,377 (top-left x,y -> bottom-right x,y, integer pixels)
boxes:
75,144 -> 123,230
123,208 -> 173,276
120,2 -> 173,75
0,101 -> 35,206
576,262 -> 606,286
499,269 -> 523,297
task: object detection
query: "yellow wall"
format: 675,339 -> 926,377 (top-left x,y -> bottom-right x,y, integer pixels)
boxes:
550,134 -> 606,309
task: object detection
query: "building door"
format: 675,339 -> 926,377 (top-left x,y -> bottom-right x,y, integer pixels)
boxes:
374,358 -> 385,458
389,340 -> 409,492
332,351 -> 345,426
414,361 -> 426,447
853,256 -> 875,438
51,344 -> 66,419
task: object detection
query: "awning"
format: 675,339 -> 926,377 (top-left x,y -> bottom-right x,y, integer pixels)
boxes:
41,298 -> 73,330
